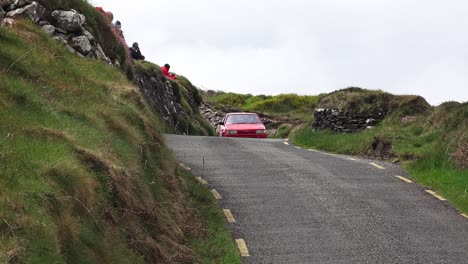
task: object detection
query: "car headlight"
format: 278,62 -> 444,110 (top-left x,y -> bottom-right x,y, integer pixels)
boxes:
227,130 -> 238,134
256,129 -> 266,134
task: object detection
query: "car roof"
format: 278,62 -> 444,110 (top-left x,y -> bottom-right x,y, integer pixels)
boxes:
226,112 -> 258,115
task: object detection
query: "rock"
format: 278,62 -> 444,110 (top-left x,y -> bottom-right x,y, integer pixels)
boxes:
65,44 -> 77,54
6,1 -> 44,22
85,52 -> 96,60
82,28 -> 94,42
51,9 -> 85,32
54,26 -> 67,34
69,35 -> 91,54
41,24 -> 54,35
52,34 -> 67,44
94,44 -> 109,61
38,20 -> 48,26
13,0 -> 30,7
0,17 -> 14,27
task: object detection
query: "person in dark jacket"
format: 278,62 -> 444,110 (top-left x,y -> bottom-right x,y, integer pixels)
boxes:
161,64 -> 177,79
129,42 -> 145,60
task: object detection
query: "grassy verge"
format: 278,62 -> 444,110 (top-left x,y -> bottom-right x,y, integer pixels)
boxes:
179,171 -> 241,264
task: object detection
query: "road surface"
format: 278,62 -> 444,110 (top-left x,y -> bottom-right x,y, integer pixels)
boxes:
165,135 -> 468,264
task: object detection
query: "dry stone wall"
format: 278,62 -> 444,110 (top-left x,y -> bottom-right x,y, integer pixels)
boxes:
313,109 -> 384,132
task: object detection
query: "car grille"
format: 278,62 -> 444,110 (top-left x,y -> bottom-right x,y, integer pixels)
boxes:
238,130 -> 256,134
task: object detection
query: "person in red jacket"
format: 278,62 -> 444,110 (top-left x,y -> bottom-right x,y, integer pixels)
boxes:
162,64 -> 177,80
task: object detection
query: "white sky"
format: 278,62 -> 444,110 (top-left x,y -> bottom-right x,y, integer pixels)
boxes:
92,0 -> 468,105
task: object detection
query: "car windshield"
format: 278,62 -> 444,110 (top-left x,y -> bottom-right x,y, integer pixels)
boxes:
226,114 -> 261,124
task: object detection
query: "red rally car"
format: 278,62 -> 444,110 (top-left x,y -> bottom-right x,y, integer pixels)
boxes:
217,113 -> 267,138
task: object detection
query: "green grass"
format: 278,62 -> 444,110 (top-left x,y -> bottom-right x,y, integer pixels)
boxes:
316,87 -> 431,115
271,124 -> 293,138
293,103 -> 468,214
205,92 -> 318,121
182,172 -> 241,264
0,21 -> 238,263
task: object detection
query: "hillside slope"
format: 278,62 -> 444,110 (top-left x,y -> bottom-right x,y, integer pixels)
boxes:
0,21 -> 239,263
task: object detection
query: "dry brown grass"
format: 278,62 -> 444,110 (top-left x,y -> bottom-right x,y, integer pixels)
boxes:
453,142 -> 468,169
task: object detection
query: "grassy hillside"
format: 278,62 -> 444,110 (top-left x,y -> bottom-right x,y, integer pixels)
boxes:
0,21 -> 239,263
205,91 -> 319,121
316,87 -> 431,115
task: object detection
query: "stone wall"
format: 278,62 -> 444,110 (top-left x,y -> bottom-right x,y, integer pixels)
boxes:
313,109 -> 384,132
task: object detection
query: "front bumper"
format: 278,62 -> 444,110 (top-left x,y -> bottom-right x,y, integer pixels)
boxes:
223,134 -> 267,138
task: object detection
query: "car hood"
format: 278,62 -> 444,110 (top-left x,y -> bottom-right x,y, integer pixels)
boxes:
225,123 -> 265,130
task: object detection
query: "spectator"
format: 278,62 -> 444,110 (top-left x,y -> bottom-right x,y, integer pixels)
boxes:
95,7 -> 113,23
114,20 -> 124,38
129,42 -> 145,60
162,64 -> 177,79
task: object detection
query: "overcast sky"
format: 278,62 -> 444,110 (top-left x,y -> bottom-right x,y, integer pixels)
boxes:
92,0 -> 467,105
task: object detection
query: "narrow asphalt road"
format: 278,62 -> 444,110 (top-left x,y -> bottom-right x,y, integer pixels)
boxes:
165,135 -> 468,264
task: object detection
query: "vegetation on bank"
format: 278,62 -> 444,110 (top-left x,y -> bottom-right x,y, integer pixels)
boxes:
0,21 -> 238,263
204,91 -> 319,121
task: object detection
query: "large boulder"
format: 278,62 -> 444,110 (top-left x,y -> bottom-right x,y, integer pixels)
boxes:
6,1 -> 44,22
51,9 -> 85,32
41,24 -> 54,35
69,35 -> 91,54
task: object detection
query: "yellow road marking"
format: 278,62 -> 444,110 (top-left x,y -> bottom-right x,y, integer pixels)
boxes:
307,149 -> 315,152
235,239 -> 250,257
283,142 -> 289,145
396,175 -> 413,183
425,190 -> 447,201
179,163 -> 191,171
211,189 -> 222,200
196,177 -> 208,185
369,163 -> 385,169
295,146 -> 301,149
223,209 -> 236,223
347,157 -> 357,161
462,214 -> 468,219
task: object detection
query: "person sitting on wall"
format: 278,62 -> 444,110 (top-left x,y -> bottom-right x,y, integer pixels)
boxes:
129,42 -> 145,60
161,64 -> 177,80
114,20 -> 124,38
